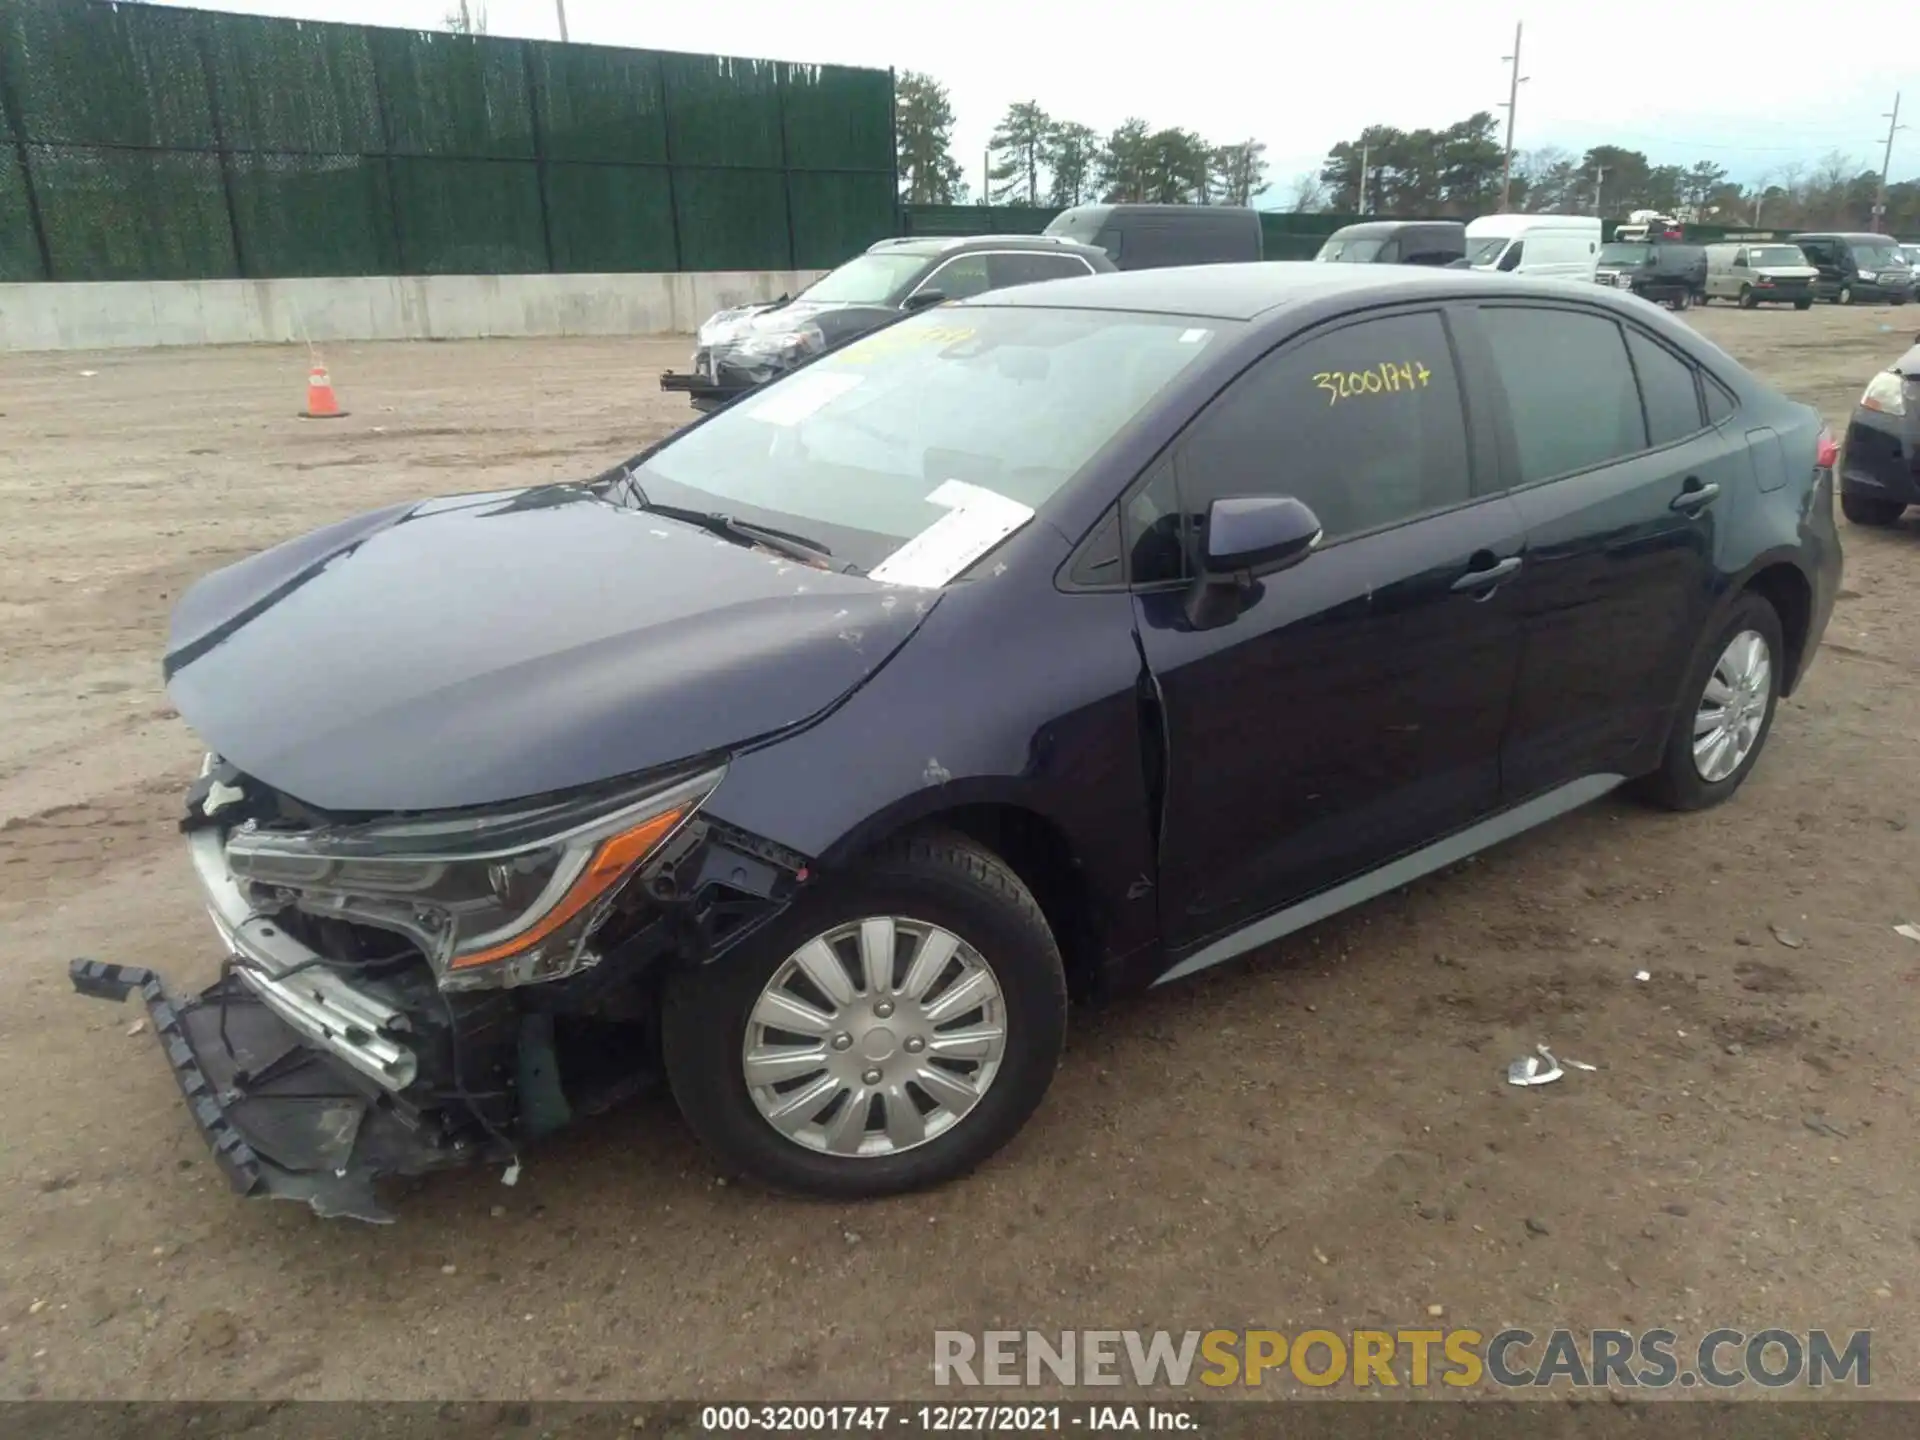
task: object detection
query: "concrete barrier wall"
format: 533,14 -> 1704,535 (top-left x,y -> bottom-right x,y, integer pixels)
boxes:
0,271 -> 830,352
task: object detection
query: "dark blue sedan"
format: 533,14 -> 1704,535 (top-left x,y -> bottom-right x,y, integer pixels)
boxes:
75,263 -> 1843,1219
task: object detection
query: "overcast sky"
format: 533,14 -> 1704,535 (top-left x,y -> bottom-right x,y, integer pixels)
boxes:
154,0 -> 1910,194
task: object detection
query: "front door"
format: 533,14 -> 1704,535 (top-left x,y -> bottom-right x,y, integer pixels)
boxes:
1130,307 -> 1527,958
1459,302 -> 1727,797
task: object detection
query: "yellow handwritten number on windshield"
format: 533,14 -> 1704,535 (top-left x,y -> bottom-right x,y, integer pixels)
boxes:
1313,361 -> 1432,406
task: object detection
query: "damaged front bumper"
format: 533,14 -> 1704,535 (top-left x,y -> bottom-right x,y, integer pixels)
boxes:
70,958 -> 501,1224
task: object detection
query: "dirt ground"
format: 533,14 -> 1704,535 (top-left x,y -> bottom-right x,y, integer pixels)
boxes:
1,302 -> 1916,1403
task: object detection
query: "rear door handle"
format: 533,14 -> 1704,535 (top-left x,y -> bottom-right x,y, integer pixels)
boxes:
1450,555 -> 1523,593
1671,480 -> 1720,512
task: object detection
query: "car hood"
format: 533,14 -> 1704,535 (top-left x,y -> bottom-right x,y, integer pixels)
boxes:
698,298 -> 892,349
1753,265 -> 1818,280
163,486 -> 936,813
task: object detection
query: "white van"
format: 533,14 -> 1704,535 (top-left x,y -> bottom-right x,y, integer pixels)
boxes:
1464,215 -> 1602,282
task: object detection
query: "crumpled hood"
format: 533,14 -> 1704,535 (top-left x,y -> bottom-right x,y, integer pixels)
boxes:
164,486 -> 935,813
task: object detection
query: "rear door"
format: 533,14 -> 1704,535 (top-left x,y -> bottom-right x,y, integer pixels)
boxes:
1133,306 -> 1527,954
1457,301 -> 1729,798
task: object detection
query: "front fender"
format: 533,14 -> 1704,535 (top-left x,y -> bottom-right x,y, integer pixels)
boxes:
700,554 -> 1159,969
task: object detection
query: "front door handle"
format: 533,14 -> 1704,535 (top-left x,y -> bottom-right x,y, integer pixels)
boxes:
1671,479 -> 1721,512
1450,555 -> 1523,593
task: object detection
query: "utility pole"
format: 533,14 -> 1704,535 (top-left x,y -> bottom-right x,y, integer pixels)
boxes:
1592,163 -> 1607,217
1874,92 -> 1904,233
983,149 -> 990,207
1498,22 -> 1527,212
554,0 -> 569,41
1358,138 -> 1370,214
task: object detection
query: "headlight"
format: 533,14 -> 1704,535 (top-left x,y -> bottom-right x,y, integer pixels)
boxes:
225,766 -> 723,989
1861,369 -> 1907,417
731,322 -> 825,361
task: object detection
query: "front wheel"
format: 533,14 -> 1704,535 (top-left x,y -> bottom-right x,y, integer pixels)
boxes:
1636,594 -> 1783,812
1841,490 -> 1907,526
1795,299 -> 1813,311
1838,284 -> 1855,305
1738,286 -> 1756,309
1672,290 -> 1692,311
661,831 -> 1068,1197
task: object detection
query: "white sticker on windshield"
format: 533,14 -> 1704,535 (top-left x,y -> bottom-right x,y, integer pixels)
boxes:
1179,328 -> 1211,344
869,482 -> 1035,589
743,370 -> 863,427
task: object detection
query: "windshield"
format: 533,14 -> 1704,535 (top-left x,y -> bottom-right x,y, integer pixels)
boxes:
1598,243 -> 1651,265
1746,245 -> 1807,267
1852,240 -> 1904,267
1465,237 -> 1510,266
632,306 -> 1226,575
1314,237 -> 1387,263
798,252 -> 930,305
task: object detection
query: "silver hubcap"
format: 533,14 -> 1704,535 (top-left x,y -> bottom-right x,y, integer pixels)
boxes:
1693,629 -> 1772,783
742,916 -> 1007,1157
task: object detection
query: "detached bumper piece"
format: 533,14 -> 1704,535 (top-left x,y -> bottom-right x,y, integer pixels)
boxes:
69,957 -> 500,1224
658,370 -> 752,409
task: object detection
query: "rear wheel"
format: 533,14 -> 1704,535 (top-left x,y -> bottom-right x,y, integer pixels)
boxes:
1672,290 -> 1691,311
1841,490 -> 1907,526
1637,594 -> 1783,812
661,831 -> 1068,1197
1795,298 -> 1813,311
1737,285 -> 1756,309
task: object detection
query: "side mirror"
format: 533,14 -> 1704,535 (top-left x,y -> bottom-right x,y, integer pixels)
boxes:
902,290 -> 946,312
1201,495 -> 1323,576
1185,496 -> 1321,630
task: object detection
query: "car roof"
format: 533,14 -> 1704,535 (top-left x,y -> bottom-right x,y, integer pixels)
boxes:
866,234 -> 1107,259
1331,220 -> 1462,237
962,260 -> 1614,321
1053,203 -> 1256,219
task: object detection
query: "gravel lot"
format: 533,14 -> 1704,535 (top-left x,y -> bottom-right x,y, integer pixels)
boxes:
0,302 -> 1915,1401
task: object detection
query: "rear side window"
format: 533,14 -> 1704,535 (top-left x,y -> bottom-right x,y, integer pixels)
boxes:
1478,306 -> 1647,483
1169,309 -> 1472,546
989,252 -> 1094,288
1704,375 -> 1738,425
1624,330 -> 1705,445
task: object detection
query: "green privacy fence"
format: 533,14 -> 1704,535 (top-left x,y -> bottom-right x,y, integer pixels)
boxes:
0,0 -> 897,282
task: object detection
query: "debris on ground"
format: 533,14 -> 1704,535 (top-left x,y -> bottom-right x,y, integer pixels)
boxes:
1507,1044 -> 1597,1086
1770,924 -> 1804,949
1894,923 -> 1920,943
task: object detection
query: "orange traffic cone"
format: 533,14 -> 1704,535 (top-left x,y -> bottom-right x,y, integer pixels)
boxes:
299,362 -> 347,419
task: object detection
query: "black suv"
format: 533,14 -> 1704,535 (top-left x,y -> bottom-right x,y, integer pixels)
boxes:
80,265 -> 1841,1221
660,235 -> 1114,411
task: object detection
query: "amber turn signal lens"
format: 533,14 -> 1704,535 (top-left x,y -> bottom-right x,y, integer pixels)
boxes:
447,807 -> 686,970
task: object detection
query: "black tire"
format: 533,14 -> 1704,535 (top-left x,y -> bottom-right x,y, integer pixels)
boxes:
1636,593 -> 1784,813
1672,290 -> 1691,311
1737,285 -> 1756,309
1794,299 -> 1813,311
1697,292 -> 1712,306
1838,284 -> 1855,305
661,830 -> 1069,1198
1841,489 -> 1906,526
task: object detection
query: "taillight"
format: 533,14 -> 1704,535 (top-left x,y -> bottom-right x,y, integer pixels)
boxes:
1816,425 -> 1839,470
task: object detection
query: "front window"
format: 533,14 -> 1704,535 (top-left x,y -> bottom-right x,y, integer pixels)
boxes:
630,306 -> 1228,576
1466,237 -> 1511,266
1315,237 -> 1388,263
797,252 -> 929,305
1598,243 -> 1652,266
1851,240 -> 1903,268
1745,246 -> 1806,267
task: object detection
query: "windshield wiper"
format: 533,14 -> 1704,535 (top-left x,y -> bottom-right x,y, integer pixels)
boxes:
611,472 -> 845,570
